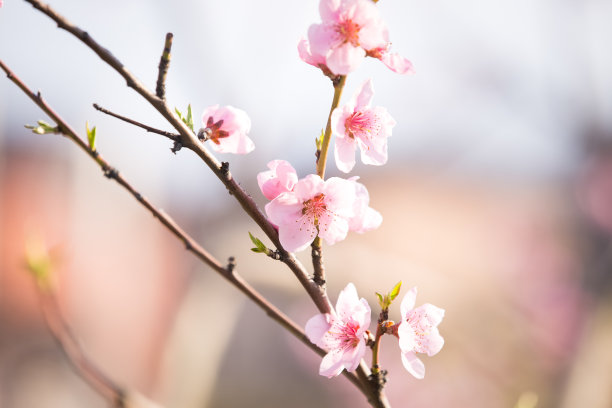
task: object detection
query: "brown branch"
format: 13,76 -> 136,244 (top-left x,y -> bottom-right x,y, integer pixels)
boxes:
93,103 -> 179,141
0,57 -> 366,394
156,32 -> 173,99
22,0 -> 333,317
311,237 -> 326,288
39,292 -> 127,407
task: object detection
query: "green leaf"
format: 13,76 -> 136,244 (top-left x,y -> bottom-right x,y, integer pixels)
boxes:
315,129 -> 324,151
375,292 -> 384,308
25,120 -> 58,135
248,232 -> 267,253
86,121 -> 97,151
389,281 -> 402,302
175,105 -> 195,133
186,104 -> 194,132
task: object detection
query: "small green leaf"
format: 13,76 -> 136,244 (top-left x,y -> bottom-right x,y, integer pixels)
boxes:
315,129 -> 324,151
248,232 -> 267,253
389,281 -> 402,302
86,121 -> 97,151
25,120 -> 58,135
175,105 -> 195,133
186,104 -> 194,132
375,292 -> 384,308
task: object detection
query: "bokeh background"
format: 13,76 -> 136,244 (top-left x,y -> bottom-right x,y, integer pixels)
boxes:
1,0 -> 612,407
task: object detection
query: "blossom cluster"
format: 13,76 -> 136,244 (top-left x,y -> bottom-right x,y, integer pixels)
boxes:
306,283 -> 444,379
258,160 -> 381,252
195,0 -> 445,383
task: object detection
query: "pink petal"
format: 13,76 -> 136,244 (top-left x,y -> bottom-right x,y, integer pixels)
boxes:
419,303 -> 446,327
319,348 -> 346,378
266,192 -> 318,251
278,223 -> 317,253
401,351 -> 426,379
380,52 -> 414,75
265,193 -> 302,226
308,23 -> 340,57
209,131 -> 255,154
335,282 -> 360,319
305,313 -> 332,348
397,321 -> 418,353
323,177 -> 356,218
355,79 -> 375,109
350,0 -> 381,28
298,38 -> 325,67
401,287 -> 418,318
331,106 -> 352,136
358,18 -> 388,51
424,328 -> 445,356
257,160 -> 298,200
350,206 -> 382,233
326,42 -> 365,75
349,180 -> 382,233
318,213 -> 350,246
341,339 -> 366,372
334,136 -> 357,173
201,104 -> 220,124
358,137 -> 387,166
357,298 -> 372,329
294,174 -> 325,202
319,0 -> 342,22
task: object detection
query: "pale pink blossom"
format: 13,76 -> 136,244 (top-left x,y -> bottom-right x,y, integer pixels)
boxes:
397,287 -> 445,379
332,79 -> 396,173
201,105 -> 254,154
366,46 -> 414,75
265,174 -> 356,252
300,0 -> 413,75
348,176 -> 382,233
257,160 -> 298,200
305,283 -> 371,378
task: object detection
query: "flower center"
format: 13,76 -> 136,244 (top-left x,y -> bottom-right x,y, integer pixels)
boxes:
336,18 -> 361,47
205,116 -> 229,145
345,110 -> 381,141
329,319 -> 361,349
302,193 -> 327,219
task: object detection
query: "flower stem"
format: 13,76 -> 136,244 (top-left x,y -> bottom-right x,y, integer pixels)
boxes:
316,75 -> 347,179
371,324 -> 383,375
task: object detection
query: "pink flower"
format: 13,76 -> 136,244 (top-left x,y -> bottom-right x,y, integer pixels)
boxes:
348,176 -> 382,233
398,287 -> 445,379
257,160 -> 298,200
332,79 -> 396,173
201,105 -> 254,154
300,0 -> 413,76
305,283 -> 371,378
265,174 -> 356,252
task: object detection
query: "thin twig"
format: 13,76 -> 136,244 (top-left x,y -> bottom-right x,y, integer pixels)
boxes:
0,57 -> 365,394
40,291 -> 126,405
315,75 -> 346,180
93,103 -> 179,141
23,0 -> 333,317
156,32 -> 173,99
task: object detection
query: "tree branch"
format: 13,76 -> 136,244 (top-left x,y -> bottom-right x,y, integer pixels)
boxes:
1,57 -> 367,395
22,0 -> 333,317
93,103 -> 179,141
155,32 -> 173,100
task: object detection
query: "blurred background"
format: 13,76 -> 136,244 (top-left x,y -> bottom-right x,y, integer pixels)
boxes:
1,0 -> 612,407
